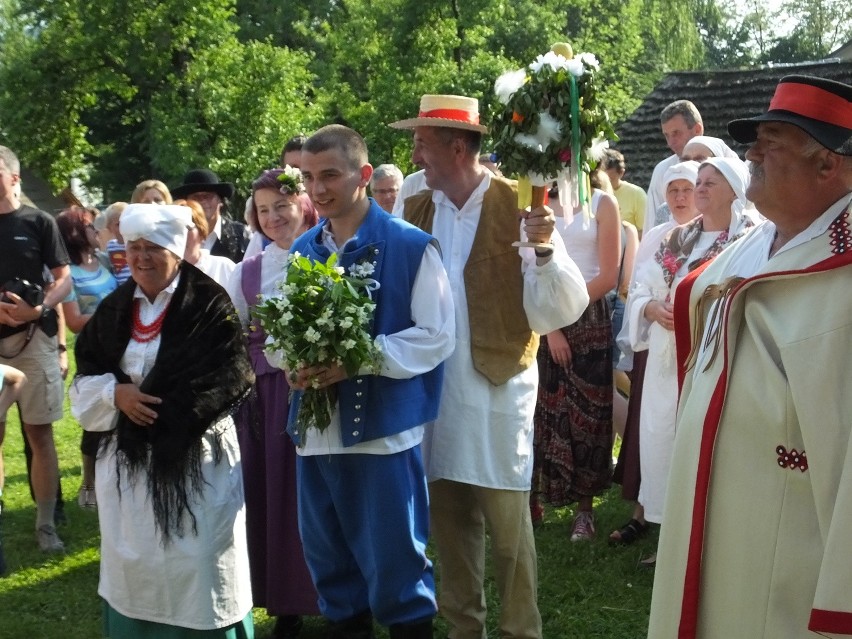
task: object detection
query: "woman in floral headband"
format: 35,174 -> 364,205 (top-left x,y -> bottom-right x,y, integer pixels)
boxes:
225,168 -> 319,638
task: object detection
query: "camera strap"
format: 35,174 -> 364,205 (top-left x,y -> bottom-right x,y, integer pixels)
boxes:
0,321 -> 38,359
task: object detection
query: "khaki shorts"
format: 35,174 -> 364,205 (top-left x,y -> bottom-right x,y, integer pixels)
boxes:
0,328 -> 64,424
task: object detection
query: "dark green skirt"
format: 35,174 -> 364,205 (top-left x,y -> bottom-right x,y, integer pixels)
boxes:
103,601 -> 254,639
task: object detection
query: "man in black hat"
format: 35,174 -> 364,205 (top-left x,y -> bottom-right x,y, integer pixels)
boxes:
649,75 -> 852,638
172,168 -> 251,263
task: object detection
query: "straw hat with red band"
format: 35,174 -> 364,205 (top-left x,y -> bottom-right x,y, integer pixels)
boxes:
389,95 -> 488,134
728,74 -> 852,156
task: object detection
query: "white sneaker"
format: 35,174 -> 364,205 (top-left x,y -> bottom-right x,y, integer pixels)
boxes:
36,524 -> 65,553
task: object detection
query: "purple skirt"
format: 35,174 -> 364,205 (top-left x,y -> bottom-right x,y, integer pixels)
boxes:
237,369 -> 319,615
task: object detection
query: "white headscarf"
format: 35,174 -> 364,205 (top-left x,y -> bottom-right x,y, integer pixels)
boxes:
663,160 -> 700,188
119,204 -> 194,257
683,135 -> 740,160
701,156 -> 757,231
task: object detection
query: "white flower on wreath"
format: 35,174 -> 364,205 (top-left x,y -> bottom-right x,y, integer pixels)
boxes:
342,338 -> 357,350
494,68 -> 527,104
305,327 -> 321,343
537,112 -> 563,145
529,51 -> 571,73
514,133 -> 544,153
585,136 -> 610,163
339,317 -> 354,329
566,58 -> 584,77
577,52 -> 600,71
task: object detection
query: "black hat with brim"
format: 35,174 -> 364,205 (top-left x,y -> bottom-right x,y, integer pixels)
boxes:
171,168 -> 235,200
728,75 -> 852,156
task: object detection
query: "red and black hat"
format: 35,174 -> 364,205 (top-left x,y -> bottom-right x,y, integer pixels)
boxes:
728,74 -> 852,156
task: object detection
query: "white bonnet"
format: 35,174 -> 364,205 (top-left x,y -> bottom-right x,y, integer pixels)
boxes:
663,160 -> 700,188
119,203 -> 195,256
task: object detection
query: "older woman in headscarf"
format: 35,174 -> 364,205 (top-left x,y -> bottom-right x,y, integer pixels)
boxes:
624,157 -> 759,564
225,168 -> 319,639
680,135 -> 740,163
610,161 -> 701,545
649,137 -> 741,229
69,203 -> 255,638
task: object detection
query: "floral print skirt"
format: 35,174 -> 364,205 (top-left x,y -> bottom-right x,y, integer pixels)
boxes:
532,298 -> 613,506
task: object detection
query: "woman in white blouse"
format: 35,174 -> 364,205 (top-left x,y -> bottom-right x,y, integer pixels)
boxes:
70,203 -> 255,637
624,157 -> 757,563
179,198 -> 237,288
225,168 -> 320,637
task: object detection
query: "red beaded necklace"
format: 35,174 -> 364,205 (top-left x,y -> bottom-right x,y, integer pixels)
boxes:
131,299 -> 170,343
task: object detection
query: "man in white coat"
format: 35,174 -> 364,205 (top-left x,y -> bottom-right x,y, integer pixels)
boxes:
649,75 -> 852,639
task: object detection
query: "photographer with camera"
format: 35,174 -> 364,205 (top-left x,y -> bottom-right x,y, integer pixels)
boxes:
0,145 -> 71,554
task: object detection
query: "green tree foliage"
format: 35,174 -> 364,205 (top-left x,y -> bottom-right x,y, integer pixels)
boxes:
696,0 -> 852,67
315,0 -> 705,173
0,0 -> 322,204
763,0 -> 851,62
3,0 -> 843,197
149,38 -> 319,198
693,0 -> 757,68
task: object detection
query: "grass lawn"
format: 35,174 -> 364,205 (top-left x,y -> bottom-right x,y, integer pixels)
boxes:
0,347 -> 655,638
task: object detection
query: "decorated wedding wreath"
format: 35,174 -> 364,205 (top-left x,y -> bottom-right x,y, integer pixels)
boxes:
492,42 -> 617,211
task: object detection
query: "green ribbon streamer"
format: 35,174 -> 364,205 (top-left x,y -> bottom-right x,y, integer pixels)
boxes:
569,74 -> 586,205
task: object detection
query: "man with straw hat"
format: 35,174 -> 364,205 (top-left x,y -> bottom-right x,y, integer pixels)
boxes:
649,75 -> 852,638
391,95 -> 589,639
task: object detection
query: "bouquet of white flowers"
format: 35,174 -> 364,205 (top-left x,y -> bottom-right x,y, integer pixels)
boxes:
252,252 -> 384,439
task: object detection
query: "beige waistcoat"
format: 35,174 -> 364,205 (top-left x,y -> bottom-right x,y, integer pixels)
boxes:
404,177 -> 539,385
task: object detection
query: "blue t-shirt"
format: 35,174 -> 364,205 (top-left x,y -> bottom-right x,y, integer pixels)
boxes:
66,259 -> 118,315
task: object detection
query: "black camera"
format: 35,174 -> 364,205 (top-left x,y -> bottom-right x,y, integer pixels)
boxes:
0,277 -> 45,307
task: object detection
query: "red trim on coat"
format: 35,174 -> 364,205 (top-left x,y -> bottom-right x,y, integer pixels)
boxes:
677,366 -> 728,638
673,261 -> 711,394
810,609 -> 852,634
675,247 -> 852,639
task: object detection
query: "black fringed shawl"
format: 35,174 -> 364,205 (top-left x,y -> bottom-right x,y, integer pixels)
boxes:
75,262 -> 254,541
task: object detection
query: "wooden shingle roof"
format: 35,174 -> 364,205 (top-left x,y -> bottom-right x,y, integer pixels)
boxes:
613,60 -> 852,190
19,167 -> 66,215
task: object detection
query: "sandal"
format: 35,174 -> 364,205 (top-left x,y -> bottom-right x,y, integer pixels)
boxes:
639,551 -> 657,568
609,518 -> 649,545
77,485 -> 97,509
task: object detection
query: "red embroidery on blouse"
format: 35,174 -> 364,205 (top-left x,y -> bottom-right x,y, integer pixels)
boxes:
776,445 -> 808,472
828,209 -> 850,255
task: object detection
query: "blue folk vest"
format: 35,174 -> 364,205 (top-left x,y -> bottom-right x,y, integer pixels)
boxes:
288,200 -> 444,446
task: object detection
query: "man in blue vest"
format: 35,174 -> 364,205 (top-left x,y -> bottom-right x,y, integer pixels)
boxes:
286,124 -> 455,639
